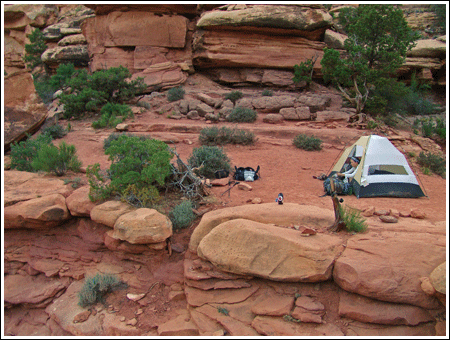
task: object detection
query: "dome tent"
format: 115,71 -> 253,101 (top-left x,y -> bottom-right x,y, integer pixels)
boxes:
328,135 -> 426,198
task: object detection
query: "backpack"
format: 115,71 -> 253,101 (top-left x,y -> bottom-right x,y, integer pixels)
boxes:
234,165 -> 260,182
323,177 -> 348,195
214,169 -> 230,179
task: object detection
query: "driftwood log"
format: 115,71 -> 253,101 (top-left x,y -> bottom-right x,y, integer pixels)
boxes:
327,178 -> 346,232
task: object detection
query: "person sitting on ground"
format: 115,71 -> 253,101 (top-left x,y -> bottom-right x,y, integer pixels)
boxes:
336,156 -> 360,187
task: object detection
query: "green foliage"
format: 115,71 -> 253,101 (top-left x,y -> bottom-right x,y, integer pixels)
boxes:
88,135 -> 173,202
167,86 -> 185,102
224,91 -> 243,104
431,4 -> 446,34
283,315 -> 302,323
366,120 -> 378,130
262,89 -> 273,96
33,73 -> 55,104
23,28 -> 47,70
169,200 -> 195,230
92,103 -> 133,129
188,146 -> 231,179
56,65 -> 146,120
31,141 -> 82,176
103,132 -> 134,150
416,152 -> 446,178
412,116 -> 445,140
365,75 -> 438,119
10,134 -> 52,172
41,124 -> 67,139
340,206 -> 368,233
78,273 -> 122,308
321,5 -> 420,113
121,184 -> 160,208
217,307 -> 230,316
293,56 -> 318,86
293,134 -> 323,151
199,126 -> 256,146
49,63 -> 76,90
227,106 -> 257,123
63,177 -> 82,189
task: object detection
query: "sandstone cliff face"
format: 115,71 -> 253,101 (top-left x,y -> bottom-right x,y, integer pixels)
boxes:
3,4 -> 446,148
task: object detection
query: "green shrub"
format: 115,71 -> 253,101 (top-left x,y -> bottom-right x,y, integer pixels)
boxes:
293,134 -> 323,151
49,62 -> 76,91
41,124 -> 67,139
366,120 -> 378,130
121,184 -> 160,208
262,89 -> 273,96
416,152 -> 446,178
217,307 -> 230,316
416,116 -> 446,140
78,273 -> 122,308
10,134 -> 52,172
92,103 -> 133,129
23,28 -> 47,70
31,141 -> 82,176
103,132 -> 133,150
293,56 -> 317,86
167,86 -> 185,102
224,91 -> 243,104
199,126 -> 256,146
33,73 -> 55,104
63,177 -> 82,189
57,65 -> 146,120
88,135 -> 173,202
188,146 -> 231,179
227,106 -> 257,123
169,200 -> 195,230
340,206 -> 368,233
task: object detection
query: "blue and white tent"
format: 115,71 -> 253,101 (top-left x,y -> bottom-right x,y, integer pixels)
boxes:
329,135 -> 425,198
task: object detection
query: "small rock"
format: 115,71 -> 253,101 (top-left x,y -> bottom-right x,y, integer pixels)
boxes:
362,206 -> 375,217
134,264 -> 141,271
115,123 -> 128,131
379,215 -> 398,223
136,308 -> 143,315
120,316 -> 126,322
399,211 -> 411,217
410,209 -> 426,219
126,318 -> 138,326
390,209 -> 400,218
127,293 -> 146,301
252,197 -> 262,204
73,310 -> 91,324
419,277 -> 436,296
171,243 -> 185,253
374,209 -> 390,216
238,183 -> 252,191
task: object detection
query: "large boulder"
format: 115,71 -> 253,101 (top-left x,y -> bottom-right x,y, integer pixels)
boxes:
252,95 -> 296,113
197,219 -> 343,282
4,193 -> 71,229
4,170 -> 73,206
3,4 -> 59,29
189,203 -> 335,253
90,200 -> 136,228
112,208 -> 172,244
65,185 -> 97,217
196,5 -> 332,40
41,45 -> 89,67
333,231 -> 446,309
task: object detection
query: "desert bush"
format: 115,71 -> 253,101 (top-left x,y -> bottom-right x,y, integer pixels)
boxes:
167,86 -> 185,102
33,73 -> 55,104
10,134 -> 52,172
31,141 -> 82,176
199,126 -> 256,146
293,134 -> 323,151
120,184 -> 160,208
224,91 -> 243,104
416,152 -> 446,178
63,177 -> 82,189
57,65 -> 146,120
227,106 -> 257,123
103,132 -> 133,150
188,146 -> 231,179
41,124 -> 67,139
78,273 -> 122,308
88,135 -> 173,203
340,206 -> 368,233
169,200 -> 195,230
262,89 -> 273,96
415,116 -> 446,140
92,103 -> 133,129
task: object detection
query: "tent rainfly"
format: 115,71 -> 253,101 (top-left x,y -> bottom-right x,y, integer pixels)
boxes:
329,135 -> 426,198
